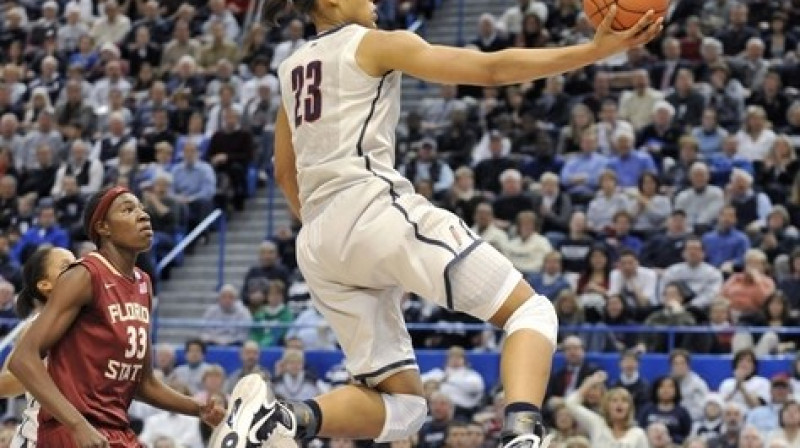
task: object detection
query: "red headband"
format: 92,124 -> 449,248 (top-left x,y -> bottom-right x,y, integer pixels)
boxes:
88,186 -> 130,244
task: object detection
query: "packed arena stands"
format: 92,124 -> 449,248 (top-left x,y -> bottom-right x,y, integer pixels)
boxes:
2,0 -> 800,446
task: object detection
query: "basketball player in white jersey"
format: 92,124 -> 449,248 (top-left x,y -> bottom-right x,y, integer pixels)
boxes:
213,1 -> 662,447
0,247 -> 76,447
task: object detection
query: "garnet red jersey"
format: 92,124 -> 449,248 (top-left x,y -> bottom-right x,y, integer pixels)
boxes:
39,252 -> 152,431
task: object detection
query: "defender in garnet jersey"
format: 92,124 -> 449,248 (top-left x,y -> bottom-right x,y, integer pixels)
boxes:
10,187 -> 225,448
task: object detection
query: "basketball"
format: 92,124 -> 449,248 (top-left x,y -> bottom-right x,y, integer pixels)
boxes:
584,0 -> 669,31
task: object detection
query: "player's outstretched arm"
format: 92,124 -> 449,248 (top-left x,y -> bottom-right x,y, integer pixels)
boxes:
274,106 -> 301,221
357,5 -> 662,86
8,266 -> 109,446
134,342 -> 224,426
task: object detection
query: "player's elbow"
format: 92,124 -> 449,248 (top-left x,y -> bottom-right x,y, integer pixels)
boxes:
7,349 -> 28,380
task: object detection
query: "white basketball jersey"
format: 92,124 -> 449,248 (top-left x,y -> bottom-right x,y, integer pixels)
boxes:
278,24 -> 413,215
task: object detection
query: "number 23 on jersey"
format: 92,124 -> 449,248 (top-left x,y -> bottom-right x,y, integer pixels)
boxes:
291,61 -> 323,127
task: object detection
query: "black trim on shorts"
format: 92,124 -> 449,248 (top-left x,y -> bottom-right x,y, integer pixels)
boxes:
459,220 -> 478,242
353,358 -> 418,384
364,156 -> 457,256
443,240 -> 484,309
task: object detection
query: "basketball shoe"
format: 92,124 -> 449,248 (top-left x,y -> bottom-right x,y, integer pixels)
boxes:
210,374 -> 298,448
500,409 -> 552,448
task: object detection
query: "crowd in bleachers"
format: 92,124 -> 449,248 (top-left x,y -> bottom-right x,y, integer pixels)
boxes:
6,0 -> 800,446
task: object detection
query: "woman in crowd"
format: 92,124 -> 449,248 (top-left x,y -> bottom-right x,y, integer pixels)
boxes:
636,376 -> 692,444
669,349 -> 710,422
565,371 -> 648,447
718,349 -> 771,411
631,172 -> 671,237
758,135 -> 799,205
769,400 -> 800,447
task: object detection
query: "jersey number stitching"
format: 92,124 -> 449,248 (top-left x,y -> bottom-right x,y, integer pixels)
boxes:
124,326 -> 147,360
291,60 -> 323,127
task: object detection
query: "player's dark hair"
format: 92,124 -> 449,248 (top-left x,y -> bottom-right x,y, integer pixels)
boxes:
264,0 -> 315,25
82,186 -> 115,247
17,246 -> 55,318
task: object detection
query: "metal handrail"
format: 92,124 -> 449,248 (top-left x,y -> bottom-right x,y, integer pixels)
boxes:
152,208 -> 227,342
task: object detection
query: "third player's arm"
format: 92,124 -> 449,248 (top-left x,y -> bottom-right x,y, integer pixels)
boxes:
0,322 -> 34,398
8,266 -> 94,429
274,106 -> 302,221
358,7 -> 662,86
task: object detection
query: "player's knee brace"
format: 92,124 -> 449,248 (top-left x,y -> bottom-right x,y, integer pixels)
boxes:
375,393 -> 428,443
503,295 -> 558,348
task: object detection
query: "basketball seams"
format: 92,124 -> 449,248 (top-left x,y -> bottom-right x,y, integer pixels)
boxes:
585,0 -> 668,30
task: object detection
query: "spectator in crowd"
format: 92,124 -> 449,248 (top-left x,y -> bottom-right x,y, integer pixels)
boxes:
586,169 -> 632,234
646,422 -> 676,448
722,248 -> 776,315
619,69 -> 664,131
703,205 -> 751,272
504,211 -> 551,275
203,0 -> 240,42
637,376 -> 692,444
566,372 -> 649,447
747,374 -> 795,435
631,171 -> 671,236
638,100 -> 682,165
605,211 -> 643,258
738,425 -> 766,448
171,339 -> 210,394
201,283 -> 253,346
51,139 -> 104,197
271,19 -> 306,71
442,167 -> 484,228
473,131 -> 518,195
667,69 -> 707,130
728,168 -> 773,228
471,13 -> 510,53
576,245 -> 611,312
403,138 -> 454,198
170,140 -> 215,230
242,240 -> 291,299
536,172 -> 572,240
708,402 -> 747,448
606,127 -> 657,189
641,282 -> 697,352
640,209 -> 690,270
709,134 -> 755,187
272,348 -> 322,401
692,108 -> 729,157
737,106 -> 777,162
53,175 -> 86,240
12,203 -> 69,263
547,402 -> 581,446
471,201 -> 508,254
249,280 -> 293,346
609,249 -> 658,311
691,394 -> 725,440
225,340 -> 267,393
560,130 -> 608,205
614,350 -> 651,411
21,110 -> 62,171
492,168 -> 536,228
138,381 -> 203,448
758,136 -> 799,206
675,162 -> 725,233
206,108 -> 253,211
418,392 -> 455,448
527,251 -> 571,302
779,249 -> 800,309
422,346 -> 485,421
142,172 -> 180,266
558,211 -> 594,274
155,343 -> 176,378
597,99 -> 635,155
668,349 -> 710,422
546,336 -> 599,399
767,400 -> 800,447
661,237 -> 724,309
719,349 -> 771,411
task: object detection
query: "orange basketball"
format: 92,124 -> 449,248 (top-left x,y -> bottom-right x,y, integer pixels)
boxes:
584,0 -> 669,31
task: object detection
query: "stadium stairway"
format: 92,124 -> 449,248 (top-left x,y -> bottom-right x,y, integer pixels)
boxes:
155,187 -> 293,344
400,0 -> 514,112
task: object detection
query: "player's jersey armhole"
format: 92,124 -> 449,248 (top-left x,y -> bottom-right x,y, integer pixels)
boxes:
62,261 -> 96,307
349,28 -> 393,81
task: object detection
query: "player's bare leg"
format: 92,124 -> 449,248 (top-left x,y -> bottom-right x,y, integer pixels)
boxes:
488,280 -> 556,448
